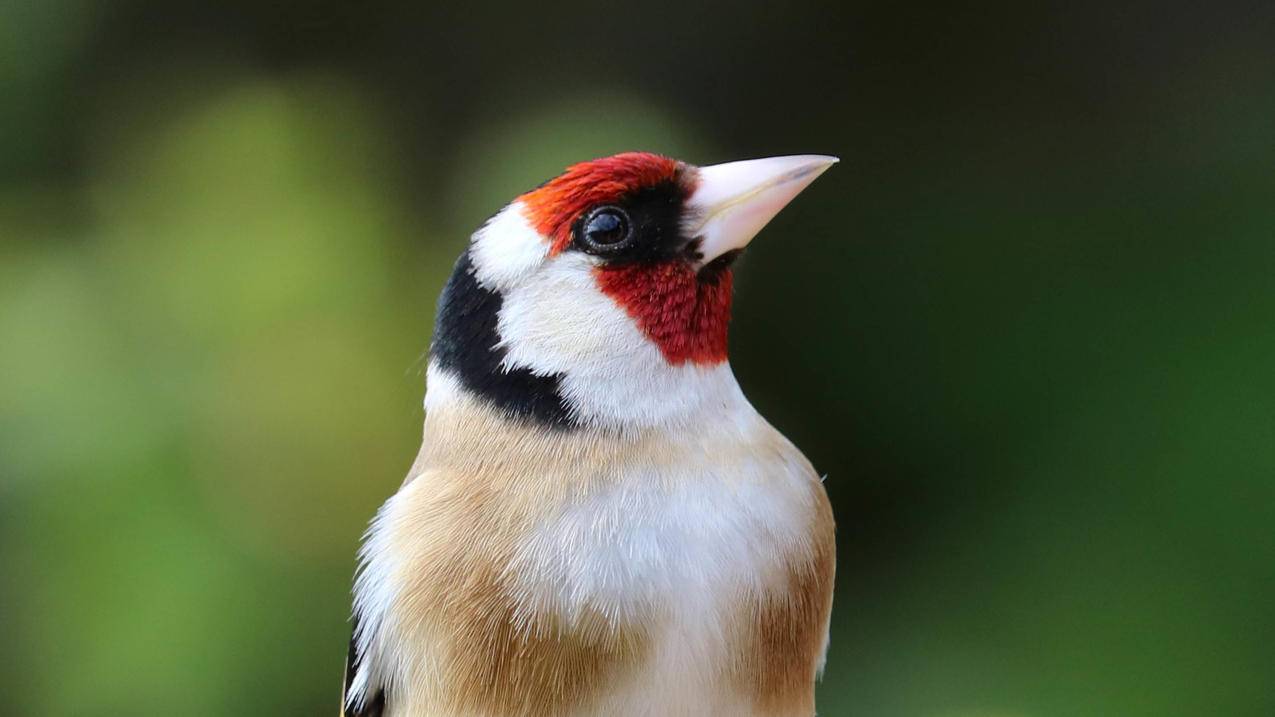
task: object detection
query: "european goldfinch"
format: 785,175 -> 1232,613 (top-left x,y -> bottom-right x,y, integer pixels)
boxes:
343,152 -> 838,717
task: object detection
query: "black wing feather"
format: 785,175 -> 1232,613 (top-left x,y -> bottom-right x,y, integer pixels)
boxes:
341,617 -> 386,717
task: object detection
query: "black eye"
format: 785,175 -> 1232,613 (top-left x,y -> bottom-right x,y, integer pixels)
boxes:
580,207 -> 632,251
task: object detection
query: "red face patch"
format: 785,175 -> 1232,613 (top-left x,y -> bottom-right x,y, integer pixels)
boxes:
521,151 -> 731,366
519,152 -> 682,254
594,262 -> 733,366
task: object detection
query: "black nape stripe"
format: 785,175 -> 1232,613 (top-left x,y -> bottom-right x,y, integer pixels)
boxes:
430,251 -> 574,428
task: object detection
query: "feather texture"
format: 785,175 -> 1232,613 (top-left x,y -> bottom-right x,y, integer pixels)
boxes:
346,364 -> 834,717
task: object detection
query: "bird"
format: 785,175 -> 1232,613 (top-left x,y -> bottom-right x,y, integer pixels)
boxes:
342,151 -> 838,717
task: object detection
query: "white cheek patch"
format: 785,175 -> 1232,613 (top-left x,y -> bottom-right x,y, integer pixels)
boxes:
468,201 -> 549,292
495,254 -> 741,429
495,252 -> 639,371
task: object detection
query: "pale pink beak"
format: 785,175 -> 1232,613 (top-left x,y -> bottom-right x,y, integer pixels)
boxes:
685,154 -> 838,266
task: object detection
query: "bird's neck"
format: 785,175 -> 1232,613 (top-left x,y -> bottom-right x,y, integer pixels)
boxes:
423,352 -> 750,433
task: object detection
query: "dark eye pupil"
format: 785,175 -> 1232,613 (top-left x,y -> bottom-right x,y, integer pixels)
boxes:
585,210 -> 628,245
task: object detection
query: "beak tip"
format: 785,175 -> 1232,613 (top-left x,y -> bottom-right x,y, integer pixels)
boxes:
792,155 -> 839,186
686,153 -> 840,265
794,154 -> 839,181
813,154 -> 840,171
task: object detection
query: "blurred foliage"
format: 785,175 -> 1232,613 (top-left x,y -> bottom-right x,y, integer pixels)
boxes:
2,1 -> 1274,715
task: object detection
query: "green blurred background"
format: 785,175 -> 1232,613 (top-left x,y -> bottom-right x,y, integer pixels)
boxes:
2,1 -> 1273,715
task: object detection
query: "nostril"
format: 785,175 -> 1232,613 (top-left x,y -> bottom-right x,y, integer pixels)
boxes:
684,237 -> 706,264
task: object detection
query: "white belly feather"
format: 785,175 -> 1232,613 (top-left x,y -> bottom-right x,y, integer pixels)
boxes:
506,433 -> 818,716
352,377 -> 830,717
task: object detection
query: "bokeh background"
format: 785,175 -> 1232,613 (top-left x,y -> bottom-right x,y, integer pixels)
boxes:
3,1 -> 1274,715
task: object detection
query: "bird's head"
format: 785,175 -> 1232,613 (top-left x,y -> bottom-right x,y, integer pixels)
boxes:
427,152 -> 836,431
